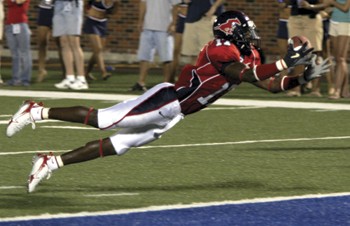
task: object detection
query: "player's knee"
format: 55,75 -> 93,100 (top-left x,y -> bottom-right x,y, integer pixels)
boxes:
85,139 -> 117,157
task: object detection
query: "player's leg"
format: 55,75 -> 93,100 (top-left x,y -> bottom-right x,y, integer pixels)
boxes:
27,95 -> 183,193
6,101 -> 99,137
27,126 -> 158,193
25,91 -> 178,192
48,106 -> 99,127
27,137 -> 116,193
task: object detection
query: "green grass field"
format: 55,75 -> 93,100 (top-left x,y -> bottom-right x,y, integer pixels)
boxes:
0,68 -> 349,218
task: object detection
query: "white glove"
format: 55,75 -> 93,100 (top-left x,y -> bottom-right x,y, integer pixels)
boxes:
298,54 -> 331,84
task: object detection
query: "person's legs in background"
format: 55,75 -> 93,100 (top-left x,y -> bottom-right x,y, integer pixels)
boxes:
17,23 -> 32,86
329,35 -> 350,99
37,25 -> 50,82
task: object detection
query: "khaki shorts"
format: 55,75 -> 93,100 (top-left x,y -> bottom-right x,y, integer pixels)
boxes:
181,16 -> 216,57
329,20 -> 350,37
288,14 -> 323,51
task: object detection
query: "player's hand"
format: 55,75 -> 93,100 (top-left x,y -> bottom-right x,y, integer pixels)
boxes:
283,42 -> 314,68
299,54 -> 331,84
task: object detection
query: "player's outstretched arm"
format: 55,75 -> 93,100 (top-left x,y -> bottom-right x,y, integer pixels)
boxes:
253,55 -> 330,93
223,41 -> 314,84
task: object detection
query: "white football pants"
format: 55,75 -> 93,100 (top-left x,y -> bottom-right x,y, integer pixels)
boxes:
97,83 -> 183,155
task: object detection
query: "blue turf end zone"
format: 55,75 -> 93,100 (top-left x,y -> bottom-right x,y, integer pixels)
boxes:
1,195 -> 349,226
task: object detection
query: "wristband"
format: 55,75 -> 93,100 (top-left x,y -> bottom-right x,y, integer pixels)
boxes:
276,59 -> 287,71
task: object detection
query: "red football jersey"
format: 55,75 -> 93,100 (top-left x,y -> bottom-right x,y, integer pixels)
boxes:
175,39 -> 261,115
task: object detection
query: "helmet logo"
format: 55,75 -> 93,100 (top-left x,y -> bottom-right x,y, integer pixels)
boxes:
214,18 -> 241,36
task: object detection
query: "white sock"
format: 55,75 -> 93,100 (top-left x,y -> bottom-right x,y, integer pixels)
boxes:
76,75 -> 86,83
47,155 -> 64,171
42,108 -> 49,119
30,106 -> 44,121
67,75 -> 75,81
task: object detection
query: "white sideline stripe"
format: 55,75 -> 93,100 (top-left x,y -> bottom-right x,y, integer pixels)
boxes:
0,150 -> 64,156
83,193 -> 139,197
204,106 -> 264,110
0,106 -> 260,125
0,115 -> 11,117
40,126 -> 97,130
1,135 -> 350,156
138,135 -> 350,149
0,192 -> 349,222
0,119 -> 58,125
0,186 -> 24,190
1,89 -> 350,110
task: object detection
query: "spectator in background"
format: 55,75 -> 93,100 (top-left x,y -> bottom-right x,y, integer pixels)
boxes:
286,0 -> 325,97
276,0 -> 291,77
169,2 -> 188,83
326,0 -> 350,99
320,6 -> 335,96
84,0 -> 119,81
130,0 -> 180,92
181,0 -> 225,65
5,0 -> 32,86
53,0 -> 88,90
0,0 -> 4,84
36,0 -> 65,83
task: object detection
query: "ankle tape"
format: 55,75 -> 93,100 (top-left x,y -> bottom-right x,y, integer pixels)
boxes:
99,139 -> 104,158
84,107 -> 94,125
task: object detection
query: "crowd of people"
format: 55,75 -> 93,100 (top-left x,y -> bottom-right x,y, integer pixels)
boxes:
278,0 -> 350,99
0,0 -> 349,99
0,0 -> 120,89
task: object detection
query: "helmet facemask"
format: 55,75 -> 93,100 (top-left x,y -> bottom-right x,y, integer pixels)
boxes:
232,20 -> 261,55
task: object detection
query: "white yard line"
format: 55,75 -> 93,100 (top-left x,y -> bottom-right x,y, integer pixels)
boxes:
0,186 -> 25,190
83,193 -> 139,197
1,89 -> 350,110
1,135 -> 350,156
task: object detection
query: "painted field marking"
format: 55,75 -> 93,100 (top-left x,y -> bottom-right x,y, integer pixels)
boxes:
1,90 -> 350,111
40,126 -> 97,130
1,135 -> 350,156
83,193 -> 139,197
0,186 -> 24,190
0,192 -> 349,222
0,119 -> 58,125
138,135 -> 350,149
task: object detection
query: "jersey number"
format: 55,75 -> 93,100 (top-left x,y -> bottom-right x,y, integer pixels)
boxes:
197,83 -> 229,105
215,39 -> 231,47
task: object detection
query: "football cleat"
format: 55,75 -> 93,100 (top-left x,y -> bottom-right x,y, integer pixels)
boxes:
27,153 -> 53,193
6,100 -> 42,137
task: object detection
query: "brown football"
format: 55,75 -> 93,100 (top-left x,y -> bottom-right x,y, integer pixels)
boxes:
289,35 -> 312,50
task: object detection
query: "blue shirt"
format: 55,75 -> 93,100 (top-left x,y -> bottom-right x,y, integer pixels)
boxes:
185,0 -> 224,23
331,0 -> 350,23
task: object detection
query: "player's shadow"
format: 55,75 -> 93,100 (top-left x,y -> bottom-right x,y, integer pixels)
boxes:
0,192 -> 74,211
75,179 -> 315,195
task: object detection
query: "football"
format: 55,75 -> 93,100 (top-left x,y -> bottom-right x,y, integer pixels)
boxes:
289,35 -> 312,50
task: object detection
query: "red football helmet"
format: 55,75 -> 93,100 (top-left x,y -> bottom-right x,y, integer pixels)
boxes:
213,10 -> 260,55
